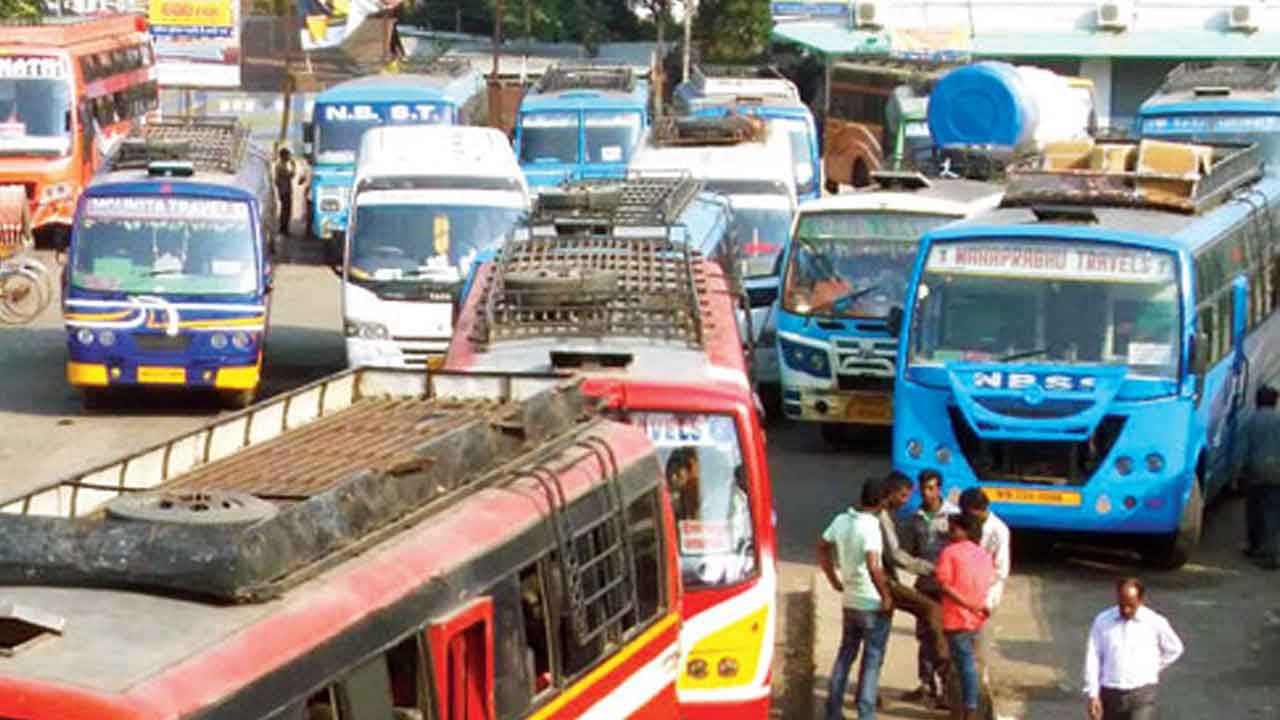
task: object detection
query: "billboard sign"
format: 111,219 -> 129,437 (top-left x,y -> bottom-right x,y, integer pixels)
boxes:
148,0 -> 241,88
770,0 -> 850,25
298,0 -> 404,52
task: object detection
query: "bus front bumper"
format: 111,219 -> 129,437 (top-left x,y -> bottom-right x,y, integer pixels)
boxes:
346,337 -> 447,370
67,360 -> 260,390
782,387 -> 893,425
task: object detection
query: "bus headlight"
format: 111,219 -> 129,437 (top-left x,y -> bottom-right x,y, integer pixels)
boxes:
210,333 -> 229,350
39,182 -> 72,203
935,446 -> 952,465
98,330 -> 116,347
345,320 -> 389,340
907,439 -> 923,459
779,337 -> 830,378
686,658 -> 709,679
717,657 -> 740,678
76,328 -> 95,345
231,331 -> 253,350
317,185 -> 349,213
1115,456 -> 1134,476
1145,453 -> 1165,473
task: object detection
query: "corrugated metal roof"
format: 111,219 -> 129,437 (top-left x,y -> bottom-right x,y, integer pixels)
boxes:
769,21 -> 890,57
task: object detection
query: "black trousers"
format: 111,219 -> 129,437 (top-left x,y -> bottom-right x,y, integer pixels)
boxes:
277,188 -> 292,234
1101,684 -> 1158,720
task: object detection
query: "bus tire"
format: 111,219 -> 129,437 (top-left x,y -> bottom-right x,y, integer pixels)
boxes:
820,423 -> 847,448
105,490 -> 278,526
852,159 -> 871,188
1147,479 -> 1203,570
824,177 -> 839,195
81,388 -> 112,412
219,389 -> 256,410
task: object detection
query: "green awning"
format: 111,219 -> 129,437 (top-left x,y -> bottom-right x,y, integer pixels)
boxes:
972,30 -> 1280,59
770,22 -> 890,57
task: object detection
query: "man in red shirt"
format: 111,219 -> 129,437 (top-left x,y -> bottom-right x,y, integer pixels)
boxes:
935,513 -> 994,720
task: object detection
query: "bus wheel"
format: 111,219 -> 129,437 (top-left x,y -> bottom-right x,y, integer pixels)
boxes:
820,423 -> 847,448
81,388 -> 113,412
1146,479 -> 1203,570
852,160 -> 871,188
824,177 -> 839,195
218,389 -> 256,410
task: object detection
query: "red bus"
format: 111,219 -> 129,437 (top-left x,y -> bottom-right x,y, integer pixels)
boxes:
445,176 -> 778,718
0,369 -> 681,719
0,14 -> 157,245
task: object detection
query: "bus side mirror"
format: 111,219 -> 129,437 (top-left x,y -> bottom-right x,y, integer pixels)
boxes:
302,122 -> 314,157
1232,275 -> 1248,348
886,306 -> 904,337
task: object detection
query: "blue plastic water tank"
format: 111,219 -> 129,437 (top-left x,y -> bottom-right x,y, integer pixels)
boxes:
927,62 -> 1039,149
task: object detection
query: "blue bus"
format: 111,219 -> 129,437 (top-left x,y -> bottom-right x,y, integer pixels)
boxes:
672,65 -> 821,202
62,118 -> 276,409
892,139 -> 1280,568
1139,62 -> 1280,163
303,62 -> 485,258
513,63 -> 650,190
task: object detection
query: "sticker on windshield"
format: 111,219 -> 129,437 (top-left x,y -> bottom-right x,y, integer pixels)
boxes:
678,520 -> 733,555
521,113 -> 577,128
1127,342 -> 1172,366
373,268 -> 403,281
210,260 -> 242,276
0,123 -> 24,137
433,214 -> 450,255
599,145 -> 623,162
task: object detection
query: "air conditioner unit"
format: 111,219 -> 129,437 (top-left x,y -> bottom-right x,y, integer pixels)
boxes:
1095,0 -> 1133,31
1229,1 -> 1261,32
853,0 -> 883,29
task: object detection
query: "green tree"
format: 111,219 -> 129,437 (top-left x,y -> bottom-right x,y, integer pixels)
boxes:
692,0 -> 770,62
0,0 -> 42,22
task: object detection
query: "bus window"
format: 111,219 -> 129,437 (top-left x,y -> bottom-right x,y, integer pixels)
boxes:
518,564 -> 553,697
339,653 -> 397,720
519,112 -> 579,165
627,490 -> 665,624
0,69 -> 73,155
584,111 -> 641,164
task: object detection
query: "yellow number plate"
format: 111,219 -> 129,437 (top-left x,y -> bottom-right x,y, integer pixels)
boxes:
985,487 -> 1082,506
846,394 -> 893,423
137,366 -> 187,384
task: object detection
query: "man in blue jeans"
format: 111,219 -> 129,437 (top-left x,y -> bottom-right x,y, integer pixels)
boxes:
818,477 -> 895,719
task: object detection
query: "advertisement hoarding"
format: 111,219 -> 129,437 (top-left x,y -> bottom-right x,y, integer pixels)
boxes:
148,0 -> 241,88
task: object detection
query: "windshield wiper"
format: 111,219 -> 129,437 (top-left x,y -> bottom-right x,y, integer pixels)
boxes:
810,285 -> 881,316
145,269 -> 184,277
999,347 -> 1049,362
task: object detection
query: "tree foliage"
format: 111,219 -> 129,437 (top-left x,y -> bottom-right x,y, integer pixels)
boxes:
0,0 -> 42,22
692,0 -> 770,62
406,0 -> 644,48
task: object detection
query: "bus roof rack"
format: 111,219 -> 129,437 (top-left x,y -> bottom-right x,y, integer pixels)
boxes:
1001,139 -> 1263,215
108,117 -> 249,175
1159,61 -> 1280,94
532,172 -> 703,228
689,64 -> 799,101
651,114 -> 767,146
391,54 -> 473,77
871,170 -> 932,190
474,232 -> 707,349
536,62 -> 636,93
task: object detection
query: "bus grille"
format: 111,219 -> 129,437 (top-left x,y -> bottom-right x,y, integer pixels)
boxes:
974,397 -> 1093,418
948,406 -> 1126,486
834,337 -> 896,378
837,375 -> 893,393
133,334 -> 192,353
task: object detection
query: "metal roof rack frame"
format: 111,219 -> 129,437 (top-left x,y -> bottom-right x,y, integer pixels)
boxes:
1001,140 -> 1264,215
391,54 -> 473,78
1160,61 -> 1280,94
472,231 -> 708,349
530,172 -> 704,228
651,114 -> 767,147
536,61 -> 636,93
106,116 -> 249,175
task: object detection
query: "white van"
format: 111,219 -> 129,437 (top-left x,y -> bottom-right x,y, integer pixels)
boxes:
342,125 -> 531,369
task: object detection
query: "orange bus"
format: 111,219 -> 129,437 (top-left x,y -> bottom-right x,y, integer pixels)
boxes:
0,14 -> 157,245
0,369 -> 682,719
446,176 -> 778,718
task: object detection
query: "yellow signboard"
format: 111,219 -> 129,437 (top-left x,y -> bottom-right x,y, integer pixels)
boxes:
148,0 -> 233,28
984,487 -> 1082,507
137,366 -> 188,385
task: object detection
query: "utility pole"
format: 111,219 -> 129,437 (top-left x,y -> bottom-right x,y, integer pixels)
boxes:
681,0 -> 695,83
493,0 -> 504,123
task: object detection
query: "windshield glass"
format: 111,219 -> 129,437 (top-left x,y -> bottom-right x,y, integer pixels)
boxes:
910,240 -> 1181,380
1140,112 -> 1280,159
584,111 -> 642,164
625,412 -> 756,590
783,211 -> 953,318
349,200 -> 522,288
731,205 -> 793,278
72,197 -> 257,295
0,57 -> 73,156
776,118 -> 817,196
519,111 -> 579,164
315,101 -> 452,162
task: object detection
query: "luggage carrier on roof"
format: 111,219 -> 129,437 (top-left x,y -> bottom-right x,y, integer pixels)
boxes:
689,64 -> 799,102
532,172 -> 703,227
473,229 -> 708,349
0,368 -> 644,634
1001,140 -> 1263,215
106,117 -> 249,175
1160,61 -> 1280,93
651,114 -> 767,146
536,61 -> 636,93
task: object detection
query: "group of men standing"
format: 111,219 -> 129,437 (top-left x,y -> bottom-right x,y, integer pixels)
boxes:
817,473 -> 1009,720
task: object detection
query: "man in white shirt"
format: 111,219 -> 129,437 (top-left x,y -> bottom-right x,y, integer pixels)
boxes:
1083,577 -> 1184,720
818,477 -> 895,720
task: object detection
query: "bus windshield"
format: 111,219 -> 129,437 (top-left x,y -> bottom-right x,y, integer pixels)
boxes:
1140,112 -> 1280,159
584,111 -> 642,164
627,411 -> 756,590
910,239 -> 1181,381
349,201 -> 522,288
783,212 -> 953,318
315,101 -> 452,162
731,205 -> 793,278
0,72 -> 73,157
71,197 -> 257,295
520,112 -> 579,164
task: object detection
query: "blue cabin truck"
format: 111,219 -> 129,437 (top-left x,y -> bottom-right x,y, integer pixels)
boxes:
513,63 -> 650,190
1140,61 -> 1280,164
672,65 -> 821,203
62,118 -> 276,410
302,64 -> 486,261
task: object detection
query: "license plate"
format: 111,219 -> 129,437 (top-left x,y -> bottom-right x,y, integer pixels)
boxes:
137,366 -> 187,384
846,394 -> 893,422
985,487 -> 1082,506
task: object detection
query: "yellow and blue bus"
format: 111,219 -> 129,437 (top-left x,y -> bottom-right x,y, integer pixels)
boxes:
892,138 -> 1280,568
514,62 -> 650,190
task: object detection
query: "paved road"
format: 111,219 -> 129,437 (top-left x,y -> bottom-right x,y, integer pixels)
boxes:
2,253 -> 1276,720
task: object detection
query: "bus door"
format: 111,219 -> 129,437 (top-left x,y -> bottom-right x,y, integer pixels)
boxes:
1224,275 -> 1252,485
